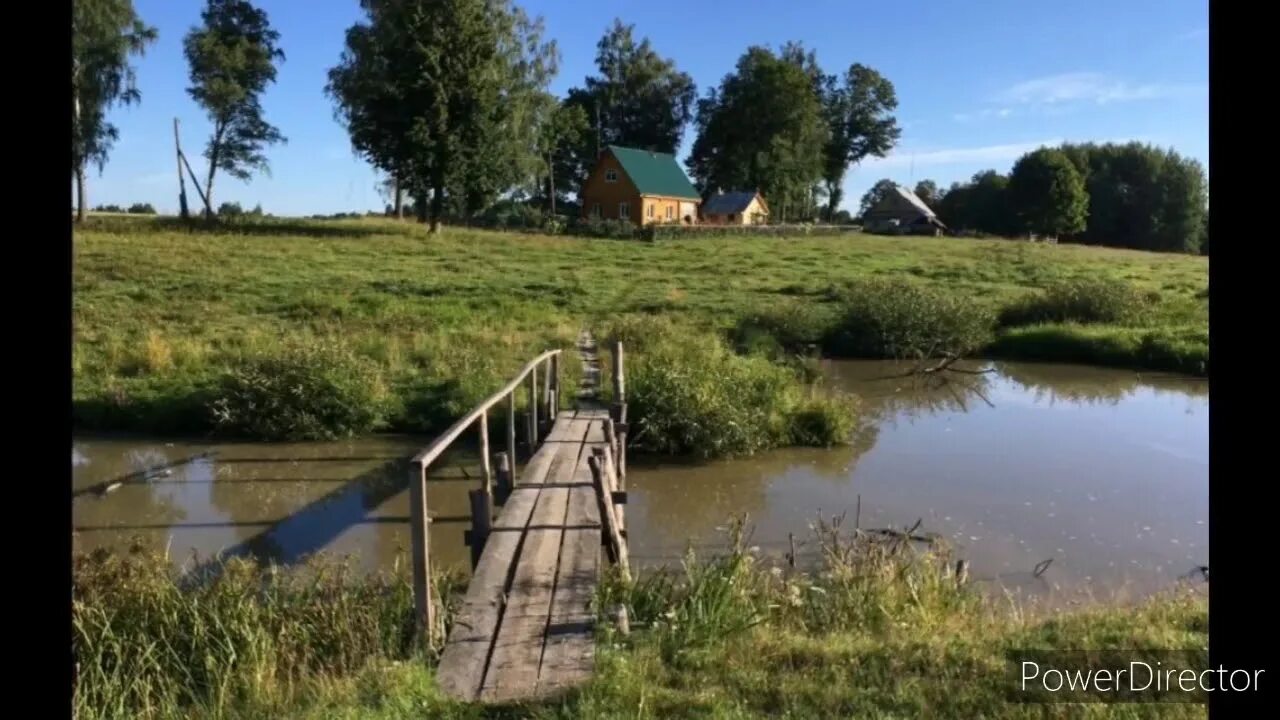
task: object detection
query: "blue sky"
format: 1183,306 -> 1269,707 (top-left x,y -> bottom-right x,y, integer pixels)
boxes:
86,0 -> 1208,216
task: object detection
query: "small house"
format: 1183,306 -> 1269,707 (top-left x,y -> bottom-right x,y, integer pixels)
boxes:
862,184 -> 947,236
580,145 -> 701,226
701,190 -> 769,225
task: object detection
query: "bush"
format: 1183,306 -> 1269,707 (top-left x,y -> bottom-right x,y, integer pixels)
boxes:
210,340 -> 392,440
615,323 -> 858,458
639,223 -> 857,241
731,302 -> 841,359
998,278 -> 1151,327
126,203 -> 157,214
92,204 -> 125,213
987,323 -> 1208,376
568,217 -> 638,239
218,201 -> 245,218
824,279 -> 995,359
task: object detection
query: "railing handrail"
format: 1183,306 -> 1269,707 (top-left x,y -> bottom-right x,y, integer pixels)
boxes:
410,348 -> 562,468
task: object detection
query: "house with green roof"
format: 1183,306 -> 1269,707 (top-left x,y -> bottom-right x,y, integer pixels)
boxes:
579,145 -> 702,226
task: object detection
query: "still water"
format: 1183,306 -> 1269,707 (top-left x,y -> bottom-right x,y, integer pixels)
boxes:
72,360 -> 1207,601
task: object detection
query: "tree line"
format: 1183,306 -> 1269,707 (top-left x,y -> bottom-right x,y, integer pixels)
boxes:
859,142 -> 1207,253
73,0 -> 1206,253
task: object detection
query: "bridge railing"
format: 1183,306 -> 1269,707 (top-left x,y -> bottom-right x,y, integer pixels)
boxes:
407,348 -> 563,649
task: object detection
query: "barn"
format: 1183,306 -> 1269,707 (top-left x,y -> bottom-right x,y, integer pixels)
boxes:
862,184 -> 947,236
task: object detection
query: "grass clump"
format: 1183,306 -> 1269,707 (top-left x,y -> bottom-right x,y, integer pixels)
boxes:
72,543 -> 464,720
824,279 -> 996,359
999,277 -> 1153,327
210,339 -> 393,441
988,324 -> 1208,375
606,317 -> 858,458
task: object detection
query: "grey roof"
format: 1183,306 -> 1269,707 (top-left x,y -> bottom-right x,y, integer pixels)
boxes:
891,185 -> 937,219
702,191 -> 761,215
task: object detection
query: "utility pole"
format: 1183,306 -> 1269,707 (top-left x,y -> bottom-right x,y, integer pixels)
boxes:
174,118 -> 190,219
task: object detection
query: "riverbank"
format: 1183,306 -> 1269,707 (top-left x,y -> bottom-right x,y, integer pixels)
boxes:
73,527 -> 1208,719
74,216 -> 1207,443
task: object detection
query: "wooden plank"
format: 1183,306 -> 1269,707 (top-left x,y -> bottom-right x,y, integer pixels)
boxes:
479,438 -> 579,703
436,415 -> 587,700
584,417 -> 608,445
536,448 -> 601,696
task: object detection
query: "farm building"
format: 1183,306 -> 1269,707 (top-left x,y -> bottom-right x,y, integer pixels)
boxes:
580,145 -> 701,226
861,184 -> 947,236
701,190 -> 769,225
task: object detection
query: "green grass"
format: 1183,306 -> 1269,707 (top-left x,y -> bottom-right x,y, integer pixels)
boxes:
74,529 -> 1208,719
73,215 -> 1208,440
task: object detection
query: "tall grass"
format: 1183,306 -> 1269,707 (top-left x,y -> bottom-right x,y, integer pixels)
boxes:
999,278 -> 1154,327
72,544 -> 463,720
606,317 -> 858,458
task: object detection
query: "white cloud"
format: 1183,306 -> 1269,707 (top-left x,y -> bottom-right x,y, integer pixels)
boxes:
863,140 -> 1063,169
994,72 -> 1204,107
953,107 -> 1014,123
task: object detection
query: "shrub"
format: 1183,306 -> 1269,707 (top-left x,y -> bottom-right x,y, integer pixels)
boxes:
998,278 -> 1151,327
568,217 -> 638,239
639,223 -> 856,241
210,340 -> 392,440
824,279 -> 995,359
618,325 -> 858,458
730,302 -> 841,359
218,201 -> 245,218
987,324 -> 1208,376
127,202 -> 157,214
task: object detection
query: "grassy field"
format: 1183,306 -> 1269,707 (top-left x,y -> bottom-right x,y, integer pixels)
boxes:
73,215 -> 1207,439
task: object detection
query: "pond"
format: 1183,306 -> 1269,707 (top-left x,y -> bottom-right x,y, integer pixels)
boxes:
72,360 -> 1207,603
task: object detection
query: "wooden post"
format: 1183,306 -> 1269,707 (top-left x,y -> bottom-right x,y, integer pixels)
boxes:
541,357 -> 553,432
588,454 -> 630,582
615,403 -> 628,480
468,489 -> 492,569
527,365 -> 538,448
478,410 -> 492,499
593,446 -> 626,537
603,418 -> 616,458
408,460 -> 435,649
788,533 -> 797,568
611,341 -> 625,405
173,118 -> 189,220
494,451 -> 512,505
506,392 -> 517,482
551,353 -> 560,413
955,559 -> 969,586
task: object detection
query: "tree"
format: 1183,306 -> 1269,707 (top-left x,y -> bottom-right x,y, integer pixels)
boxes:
533,99 -> 589,214
329,0 -> 556,232
1008,148 -> 1088,238
184,0 -> 286,217
857,179 -> 898,218
821,64 -> 900,220
558,20 -> 696,194
127,202 -> 156,214
72,0 -> 157,223
913,179 -> 940,209
688,45 -> 828,222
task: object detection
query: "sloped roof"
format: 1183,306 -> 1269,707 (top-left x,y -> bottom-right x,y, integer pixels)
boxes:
607,145 -> 701,200
702,191 -> 763,215
890,184 -> 937,219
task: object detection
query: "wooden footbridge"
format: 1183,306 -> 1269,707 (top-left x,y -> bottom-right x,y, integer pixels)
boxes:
408,332 -> 631,703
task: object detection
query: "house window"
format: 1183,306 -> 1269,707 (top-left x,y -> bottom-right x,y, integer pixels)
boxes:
647,204 -> 655,219
591,203 -> 601,218
728,213 -> 736,222
605,169 -> 618,183
619,201 -> 630,219
665,205 -> 674,220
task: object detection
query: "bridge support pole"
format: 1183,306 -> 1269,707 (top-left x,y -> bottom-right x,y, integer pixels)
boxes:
526,365 -> 538,451
506,392 -> 517,484
468,489 -> 492,569
494,451 -> 512,505
408,459 -> 435,650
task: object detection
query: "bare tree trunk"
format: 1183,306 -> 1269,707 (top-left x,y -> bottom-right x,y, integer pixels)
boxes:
547,153 -> 556,215
394,176 -> 404,219
204,123 -> 224,218
75,165 -> 87,223
415,191 -> 428,223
